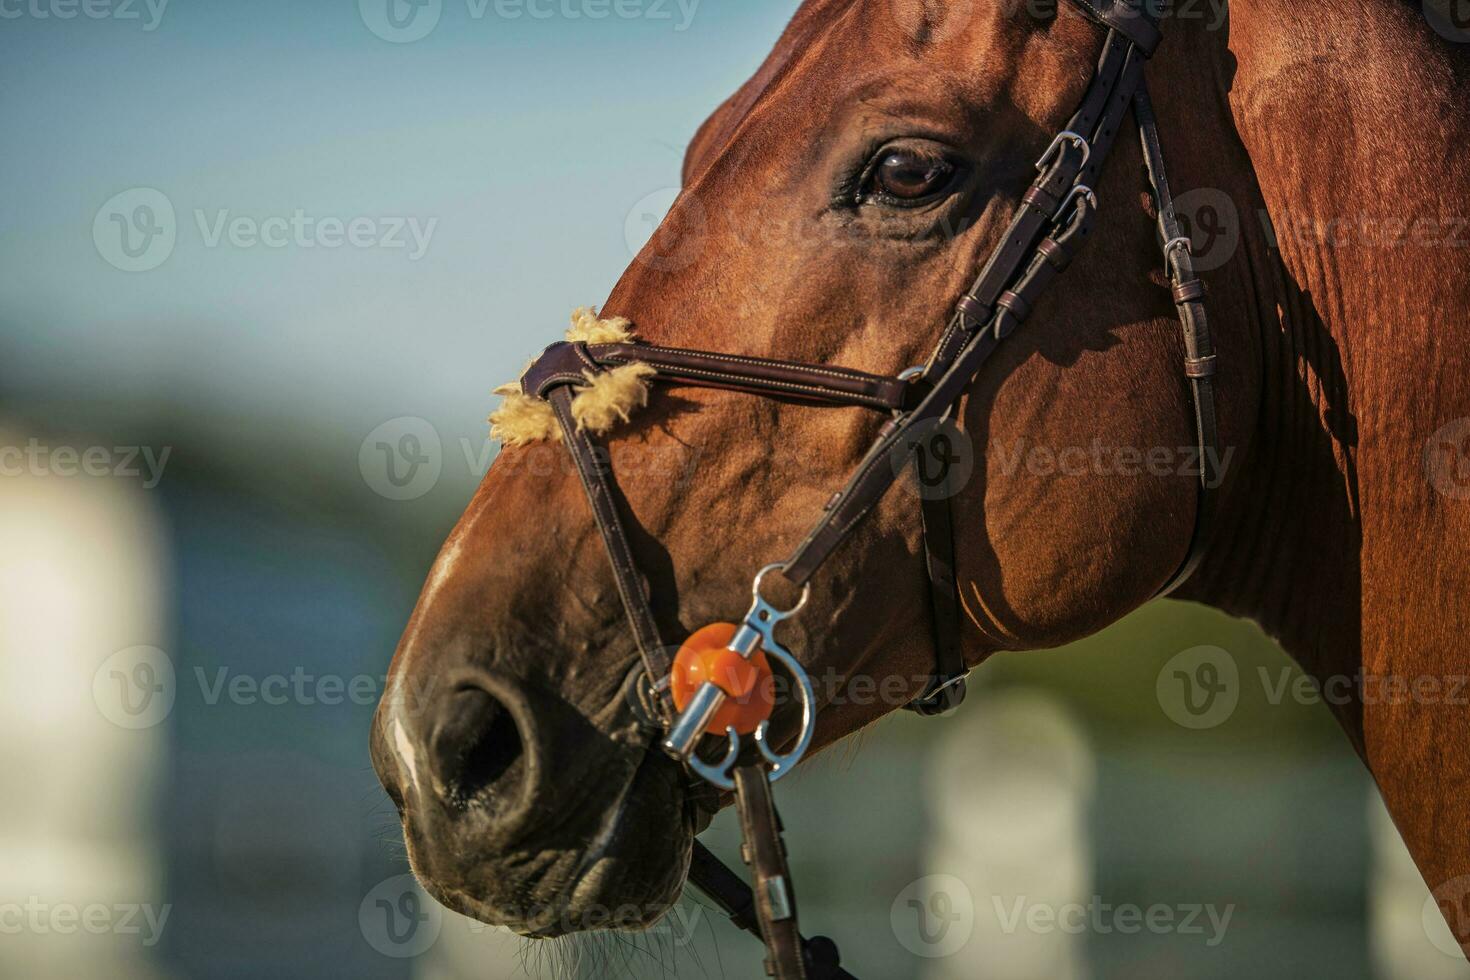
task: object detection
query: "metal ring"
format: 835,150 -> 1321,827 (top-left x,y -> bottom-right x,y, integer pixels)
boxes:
1164,236 -> 1192,260
751,563 -> 810,617
894,366 -> 927,418
1035,130 -> 1091,173
754,639 -> 817,784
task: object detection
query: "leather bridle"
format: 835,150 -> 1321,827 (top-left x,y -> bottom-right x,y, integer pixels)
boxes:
511,2 -> 1219,976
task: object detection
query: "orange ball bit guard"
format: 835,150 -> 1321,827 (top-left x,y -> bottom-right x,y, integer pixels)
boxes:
670,622 -> 775,735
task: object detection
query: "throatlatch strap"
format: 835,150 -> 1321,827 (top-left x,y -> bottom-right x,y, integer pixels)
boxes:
1133,80 -> 1220,597
909,471 -> 966,715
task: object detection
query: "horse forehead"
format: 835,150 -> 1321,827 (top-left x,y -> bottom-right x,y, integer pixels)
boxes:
683,5 -> 1000,185
699,0 -> 1040,138
690,0 -> 873,150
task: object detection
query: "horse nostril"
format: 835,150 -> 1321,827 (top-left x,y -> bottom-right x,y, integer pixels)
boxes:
428,686 -> 525,810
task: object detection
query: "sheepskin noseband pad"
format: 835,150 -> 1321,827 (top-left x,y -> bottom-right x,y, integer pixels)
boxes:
488,308 -> 655,447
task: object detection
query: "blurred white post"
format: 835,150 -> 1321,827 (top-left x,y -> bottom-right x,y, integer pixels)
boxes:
1370,792 -> 1470,979
923,690 -> 1095,980
0,431 -> 171,979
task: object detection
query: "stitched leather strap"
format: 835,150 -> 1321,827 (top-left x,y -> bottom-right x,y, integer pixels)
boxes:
733,764 -> 807,979
524,340 -> 913,412
908,486 -> 967,715
1134,80 -> 1221,597
687,842 -> 852,980
1069,0 -> 1161,56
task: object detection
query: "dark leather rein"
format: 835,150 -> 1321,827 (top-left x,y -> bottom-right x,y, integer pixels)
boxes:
513,4 -> 1217,976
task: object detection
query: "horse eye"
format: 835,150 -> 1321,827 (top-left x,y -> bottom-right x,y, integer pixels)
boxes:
870,150 -> 955,201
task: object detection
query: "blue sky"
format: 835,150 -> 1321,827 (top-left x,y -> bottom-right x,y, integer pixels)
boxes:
0,0 -> 797,444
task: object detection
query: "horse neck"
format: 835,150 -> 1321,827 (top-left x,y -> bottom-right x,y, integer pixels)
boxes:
1160,0 -> 1470,735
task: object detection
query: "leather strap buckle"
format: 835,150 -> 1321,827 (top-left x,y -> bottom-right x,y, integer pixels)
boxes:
907,674 -> 967,716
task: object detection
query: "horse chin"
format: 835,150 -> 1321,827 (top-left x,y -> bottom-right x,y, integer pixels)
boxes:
417,745 -> 696,940
525,753 -> 695,939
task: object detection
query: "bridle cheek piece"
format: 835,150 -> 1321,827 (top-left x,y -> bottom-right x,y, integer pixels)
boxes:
501,4 -> 1218,976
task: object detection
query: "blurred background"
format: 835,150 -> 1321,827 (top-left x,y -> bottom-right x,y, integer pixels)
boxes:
1,1 -> 1464,977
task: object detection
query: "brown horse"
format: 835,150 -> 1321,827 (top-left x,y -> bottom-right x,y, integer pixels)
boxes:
371,0 -> 1470,957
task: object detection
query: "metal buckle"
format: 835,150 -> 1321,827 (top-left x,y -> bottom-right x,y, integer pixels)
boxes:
929,672 -> 967,695
1035,131 -> 1091,173
663,564 -> 817,791
894,365 -> 926,418
1059,184 -> 1098,220
908,673 -> 968,717
1163,235 -> 1192,262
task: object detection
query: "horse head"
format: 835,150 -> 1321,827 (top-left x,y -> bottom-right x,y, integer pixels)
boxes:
372,0 -> 1231,940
